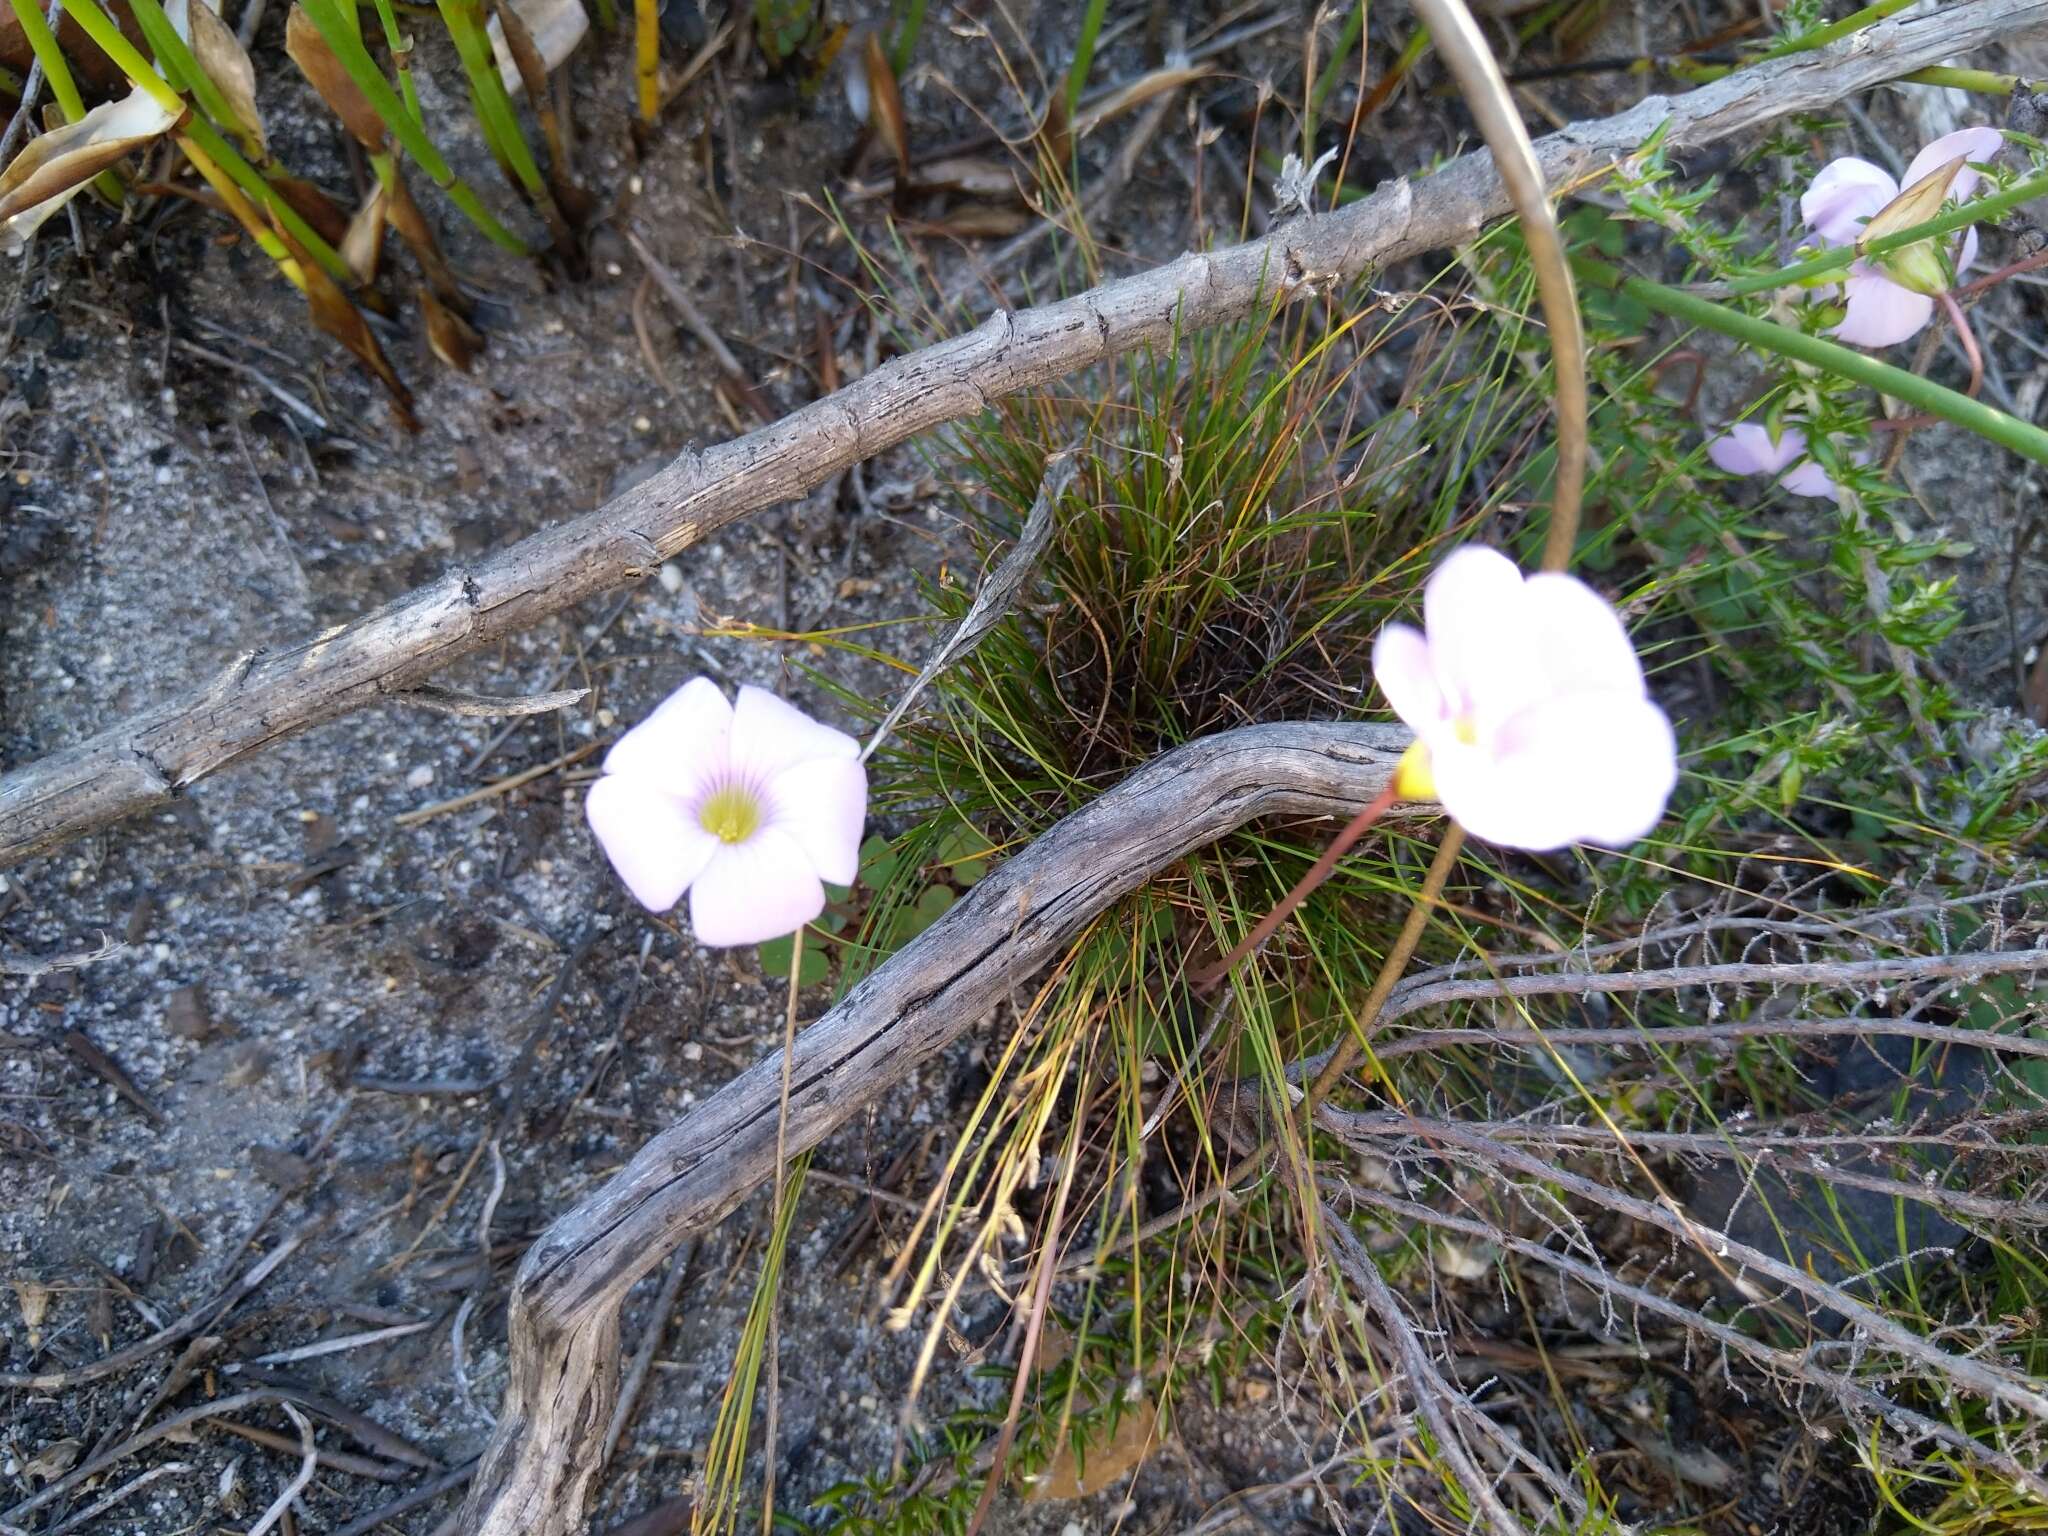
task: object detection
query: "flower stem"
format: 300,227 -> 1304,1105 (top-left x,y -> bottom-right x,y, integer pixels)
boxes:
1577,257 -> 2048,466
1195,780 -> 1399,989
1937,290 -> 1983,401
760,921 -> 805,1536
1303,825 -> 1466,1110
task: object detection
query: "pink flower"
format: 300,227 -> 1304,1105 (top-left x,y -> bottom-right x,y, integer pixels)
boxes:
1800,126 -> 2004,347
584,678 -> 867,946
1706,422 -> 1861,502
1371,547 -> 1677,851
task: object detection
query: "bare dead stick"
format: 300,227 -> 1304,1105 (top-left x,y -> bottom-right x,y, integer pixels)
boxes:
7,0 -> 2046,870
457,722 -> 1408,1536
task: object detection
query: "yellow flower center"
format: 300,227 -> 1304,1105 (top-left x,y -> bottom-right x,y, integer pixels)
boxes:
1394,739 -> 1437,802
698,785 -> 761,844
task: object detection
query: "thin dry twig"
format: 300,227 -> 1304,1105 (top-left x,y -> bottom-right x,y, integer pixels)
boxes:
244,1405 -> 317,1536
0,934 -> 124,978
1321,1209 -> 1528,1536
0,1222 -> 315,1391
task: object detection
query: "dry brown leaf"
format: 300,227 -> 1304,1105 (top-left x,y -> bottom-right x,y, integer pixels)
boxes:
271,172 -> 349,246
383,168 -> 469,313
0,90 -> 183,252
1036,89 -> 1072,177
170,0 -> 265,155
1022,1397 -> 1162,1500
1073,63 -> 1213,138
277,220 -> 417,429
342,181 -> 387,285
422,284 -> 484,372
862,30 -> 908,181
285,5 -> 387,151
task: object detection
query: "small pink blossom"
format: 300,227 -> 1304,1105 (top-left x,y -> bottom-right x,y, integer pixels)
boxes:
1371,547 -> 1677,851
1800,126 -> 2004,347
584,678 -> 867,946
1707,421 -> 1865,502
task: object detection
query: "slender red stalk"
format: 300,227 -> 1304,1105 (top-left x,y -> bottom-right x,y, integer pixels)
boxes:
1193,779 -> 1401,990
1937,289 -> 1983,400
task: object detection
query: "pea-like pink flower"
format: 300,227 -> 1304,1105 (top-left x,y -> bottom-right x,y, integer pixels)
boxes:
1800,126 -> 2004,347
584,678 -> 867,946
1371,547 -> 1677,851
1706,421 -> 1864,502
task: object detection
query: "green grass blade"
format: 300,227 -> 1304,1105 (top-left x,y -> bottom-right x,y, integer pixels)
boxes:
435,0 -> 547,200
7,0 -> 86,121
1063,0 -> 1108,116
366,0 -> 425,125
295,0 -> 527,251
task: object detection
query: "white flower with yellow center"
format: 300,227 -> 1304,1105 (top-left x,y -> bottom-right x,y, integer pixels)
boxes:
583,678 -> 867,946
1372,546 -> 1677,851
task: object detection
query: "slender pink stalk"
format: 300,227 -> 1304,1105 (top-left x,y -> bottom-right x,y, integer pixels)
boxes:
1193,780 -> 1401,990
1937,289 -> 1983,399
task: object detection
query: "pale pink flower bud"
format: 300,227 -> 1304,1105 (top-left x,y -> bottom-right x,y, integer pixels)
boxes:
584,678 -> 868,947
1371,547 -> 1677,851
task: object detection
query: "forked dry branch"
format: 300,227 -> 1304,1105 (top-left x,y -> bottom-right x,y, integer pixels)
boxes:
5,0 -> 2047,868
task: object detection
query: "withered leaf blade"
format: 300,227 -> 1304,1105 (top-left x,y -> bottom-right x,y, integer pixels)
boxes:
271,172 -> 350,246
863,451 -> 1078,757
0,90 -> 183,251
278,221 -> 418,430
1073,63 -> 1213,137
862,30 -> 908,181
285,5 -> 388,152
383,167 -> 468,311
342,181 -> 386,285
169,0 -> 266,155
421,283 -> 484,372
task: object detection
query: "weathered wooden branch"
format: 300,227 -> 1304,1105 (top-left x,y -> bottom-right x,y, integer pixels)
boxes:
458,722 -> 1410,1536
6,0 -> 2045,867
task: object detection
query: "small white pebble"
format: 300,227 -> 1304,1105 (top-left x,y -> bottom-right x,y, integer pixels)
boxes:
406,764 -> 435,790
633,416 -> 652,434
658,562 -> 684,594
682,1042 -> 703,1062
606,261 -> 624,277
629,174 -> 644,195
596,707 -> 616,728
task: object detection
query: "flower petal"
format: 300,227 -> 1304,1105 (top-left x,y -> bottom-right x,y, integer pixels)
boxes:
1438,693 -> 1677,851
687,827 -> 826,946
1959,225 -> 1979,276
1902,126 -> 2003,204
1520,573 -> 1646,699
1707,422 -> 1804,478
729,685 -> 859,785
1776,460 -> 1842,501
603,675 -> 733,795
764,755 -> 868,885
1421,546 -> 1540,721
1371,622 -> 1445,732
1801,157 -> 1896,245
584,774 -> 720,911
1831,263 -> 1932,347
